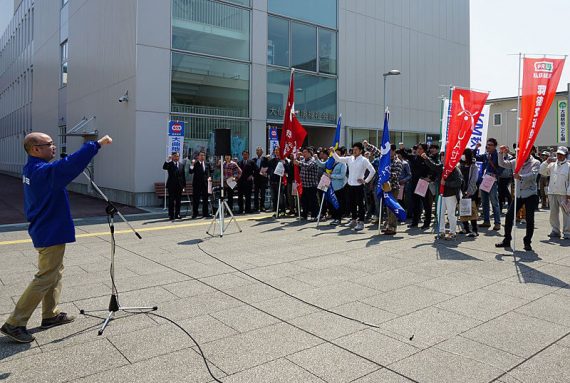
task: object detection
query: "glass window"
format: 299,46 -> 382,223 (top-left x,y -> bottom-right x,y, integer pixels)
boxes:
268,16 -> 289,67
403,132 -> 425,148
291,22 -> 316,72
60,40 -> 68,86
493,113 -> 502,126
171,114 -> 249,161
268,0 -> 337,28
172,0 -> 250,61
267,68 -> 336,125
171,52 -> 250,118
318,28 -> 336,74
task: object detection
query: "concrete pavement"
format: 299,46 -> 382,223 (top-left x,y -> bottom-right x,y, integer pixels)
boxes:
1,210 -> 569,382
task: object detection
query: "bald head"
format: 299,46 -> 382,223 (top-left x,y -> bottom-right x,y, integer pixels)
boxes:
24,132 -> 56,160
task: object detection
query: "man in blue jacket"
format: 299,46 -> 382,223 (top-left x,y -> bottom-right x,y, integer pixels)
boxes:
1,132 -> 112,343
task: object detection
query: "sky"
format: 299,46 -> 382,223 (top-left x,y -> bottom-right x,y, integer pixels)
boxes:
470,0 -> 570,99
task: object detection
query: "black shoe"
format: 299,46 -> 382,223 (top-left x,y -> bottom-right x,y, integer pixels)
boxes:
1,323 -> 35,343
408,223 -> 418,228
495,241 -> 511,248
191,215 -> 198,219
524,243 -> 533,251
203,215 -> 213,218
40,312 -> 75,329
169,216 -> 174,220
175,215 -> 182,220
420,224 -> 430,229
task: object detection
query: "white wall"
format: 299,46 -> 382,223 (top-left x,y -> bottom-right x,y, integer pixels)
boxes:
64,0 -> 137,201
339,0 -> 470,139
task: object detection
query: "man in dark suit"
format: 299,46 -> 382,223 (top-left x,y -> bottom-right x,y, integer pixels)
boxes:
163,151 -> 186,220
189,151 -> 211,218
237,150 -> 256,214
253,146 -> 269,212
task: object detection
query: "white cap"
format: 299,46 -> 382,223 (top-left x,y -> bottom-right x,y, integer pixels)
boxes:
556,146 -> 568,155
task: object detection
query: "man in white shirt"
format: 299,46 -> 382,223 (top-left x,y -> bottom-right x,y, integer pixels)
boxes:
539,146 -> 570,239
331,142 -> 376,231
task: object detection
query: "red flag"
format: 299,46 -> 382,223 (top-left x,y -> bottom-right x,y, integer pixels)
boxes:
442,88 -> 489,193
280,70 -> 307,160
516,57 -> 565,173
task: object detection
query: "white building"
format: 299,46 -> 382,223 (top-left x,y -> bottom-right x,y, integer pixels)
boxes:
0,0 -> 470,206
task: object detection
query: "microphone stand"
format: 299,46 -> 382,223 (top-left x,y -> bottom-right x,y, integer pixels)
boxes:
78,170 -> 157,335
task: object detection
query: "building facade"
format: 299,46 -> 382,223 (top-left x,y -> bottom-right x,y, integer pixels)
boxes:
0,0 -> 470,206
486,85 -> 570,150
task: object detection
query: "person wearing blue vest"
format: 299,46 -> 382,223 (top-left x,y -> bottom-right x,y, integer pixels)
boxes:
1,132 -> 113,343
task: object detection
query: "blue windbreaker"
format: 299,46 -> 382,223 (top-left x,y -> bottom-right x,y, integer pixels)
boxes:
23,141 -> 100,247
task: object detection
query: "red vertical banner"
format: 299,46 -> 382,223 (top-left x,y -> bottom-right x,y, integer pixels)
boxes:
442,87 -> 489,192
279,70 -> 307,160
516,57 -> 565,173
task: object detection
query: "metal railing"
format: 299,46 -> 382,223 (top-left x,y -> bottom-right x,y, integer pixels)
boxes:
172,0 -> 246,33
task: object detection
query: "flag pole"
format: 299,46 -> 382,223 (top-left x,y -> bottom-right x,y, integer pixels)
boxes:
275,175 -> 282,218
436,87 -> 453,237
317,189 -> 326,227
513,53 -> 522,254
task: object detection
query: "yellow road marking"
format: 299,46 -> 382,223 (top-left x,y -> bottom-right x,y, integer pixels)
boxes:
0,214 -> 274,246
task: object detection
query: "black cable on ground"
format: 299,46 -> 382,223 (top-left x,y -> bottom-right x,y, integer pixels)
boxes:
146,312 -> 223,383
101,236 -> 420,382
196,242 -> 382,329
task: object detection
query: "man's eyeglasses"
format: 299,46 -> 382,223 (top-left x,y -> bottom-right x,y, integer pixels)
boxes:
34,141 -> 54,147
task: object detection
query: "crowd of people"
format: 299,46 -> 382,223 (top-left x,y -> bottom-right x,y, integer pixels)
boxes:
164,138 -> 570,251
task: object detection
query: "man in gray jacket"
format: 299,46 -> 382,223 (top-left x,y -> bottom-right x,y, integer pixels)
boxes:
495,145 -> 540,251
539,146 -> 570,239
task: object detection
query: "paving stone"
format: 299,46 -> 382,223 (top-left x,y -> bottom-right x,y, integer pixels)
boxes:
389,347 -> 504,383
330,301 -> 398,326
417,272 -> 495,296
211,304 -> 280,333
462,311 -> 569,358
201,323 -> 322,374
222,358 -> 325,383
353,269 -> 432,292
436,289 -> 529,321
352,368 -> 415,382
507,344 -> 570,383
363,285 -> 453,316
334,329 -> 419,365
515,293 -> 570,327
0,339 -> 128,383
380,307 -> 482,348
254,296 -> 319,320
435,335 -> 524,373
293,281 -> 378,309
290,265 -> 370,287
75,347 -> 226,383
287,343 -> 378,383
290,311 -> 366,340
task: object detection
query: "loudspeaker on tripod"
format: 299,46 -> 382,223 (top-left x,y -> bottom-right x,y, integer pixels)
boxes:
214,129 -> 231,156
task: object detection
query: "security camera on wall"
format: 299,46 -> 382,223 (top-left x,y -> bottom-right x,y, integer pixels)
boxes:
118,91 -> 129,103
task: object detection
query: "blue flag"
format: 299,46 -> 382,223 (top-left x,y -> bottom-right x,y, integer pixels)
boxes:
323,114 -> 341,210
376,111 -> 392,199
325,114 -> 342,173
376,110 -> 406,221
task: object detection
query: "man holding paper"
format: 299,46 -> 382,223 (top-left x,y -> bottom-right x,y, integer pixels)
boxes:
476,138 -> 502,231
495,145 -> 540,251
539,146 -> 570,239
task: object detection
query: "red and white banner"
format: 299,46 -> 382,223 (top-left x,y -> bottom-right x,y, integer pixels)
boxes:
442,88 -> 489,192
279,70 -> 307,160
516,57 -> 565,173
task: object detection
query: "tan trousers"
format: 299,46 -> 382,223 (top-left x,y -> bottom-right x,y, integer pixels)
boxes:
7,244 -> 65,327
386,190 -> 399,231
